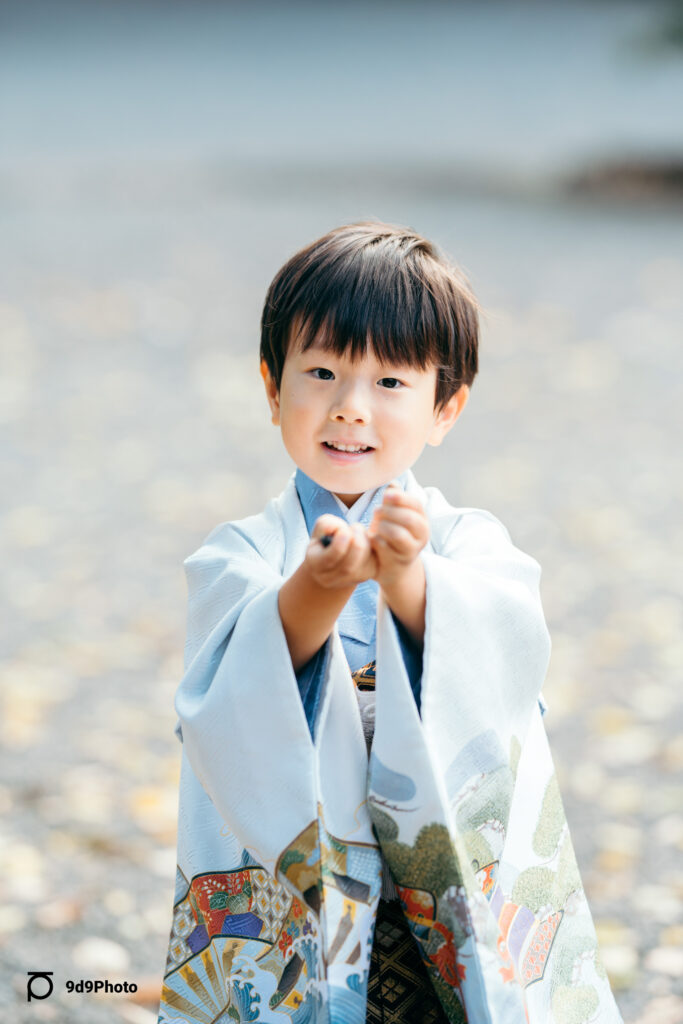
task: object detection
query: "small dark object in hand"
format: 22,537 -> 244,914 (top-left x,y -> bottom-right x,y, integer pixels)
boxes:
320,533 -> 334,547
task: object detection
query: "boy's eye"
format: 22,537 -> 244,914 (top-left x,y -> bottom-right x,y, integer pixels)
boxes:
310,368 -> 334,380
378,377 -> 404,389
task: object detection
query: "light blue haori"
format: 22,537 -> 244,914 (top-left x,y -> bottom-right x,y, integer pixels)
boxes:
160,469 -> 622,1024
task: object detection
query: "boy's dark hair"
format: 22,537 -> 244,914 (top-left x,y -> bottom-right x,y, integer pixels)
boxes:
260,220 -> 480,411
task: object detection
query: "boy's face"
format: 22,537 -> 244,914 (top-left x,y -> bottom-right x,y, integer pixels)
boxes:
262,330 -> 469,507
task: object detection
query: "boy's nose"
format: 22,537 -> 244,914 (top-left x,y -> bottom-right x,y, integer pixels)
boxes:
329,385 -> 371,424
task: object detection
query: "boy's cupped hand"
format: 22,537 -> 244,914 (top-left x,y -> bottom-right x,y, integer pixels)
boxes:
367,486 -> 430,590
306,486 -> 429,592
307,515 -> 378,589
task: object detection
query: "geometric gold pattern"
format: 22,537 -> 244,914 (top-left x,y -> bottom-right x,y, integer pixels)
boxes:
251,868 -> 292,942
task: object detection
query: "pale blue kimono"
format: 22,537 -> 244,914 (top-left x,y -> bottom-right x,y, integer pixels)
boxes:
161,469 -> 621,1024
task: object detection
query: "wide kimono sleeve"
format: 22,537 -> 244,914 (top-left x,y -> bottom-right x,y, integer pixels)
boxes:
173,519 -> 319,875
420,503 -> 551,753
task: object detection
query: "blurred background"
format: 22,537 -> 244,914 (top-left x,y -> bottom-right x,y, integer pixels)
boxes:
1,1 -> 682,1021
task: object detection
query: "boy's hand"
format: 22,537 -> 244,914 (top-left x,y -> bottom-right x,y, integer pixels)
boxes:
306,514 -> 378,590
368,486 -> 430,590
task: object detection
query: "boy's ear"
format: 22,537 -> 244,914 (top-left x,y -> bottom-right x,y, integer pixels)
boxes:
260,359 -> 281,425
427,385 -> 469,447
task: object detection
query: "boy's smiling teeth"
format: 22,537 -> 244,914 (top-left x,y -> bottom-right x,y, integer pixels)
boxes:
324,441 -> 373,453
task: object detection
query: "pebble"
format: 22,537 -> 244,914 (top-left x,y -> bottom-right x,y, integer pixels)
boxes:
35,897 -> 83,929
658,924 -> 683,947
599,779 -> 643,815
117,914 -> 149,941
643,946 -> 683,977
590,704 -> 635,736
0,905 -> 28,934
599,944 -> 638,990
660,735 -> 683,773
598,727 -> 659,767
653,814 -> 683,849
596,822 -> 642,857
72,936 -> 131,974
118,1004 -> 159,1024
632,885 -> 682,925
631,995 -> 683,1024
103,888 -> 136,917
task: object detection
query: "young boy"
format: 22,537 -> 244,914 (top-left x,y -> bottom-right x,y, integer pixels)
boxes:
158,222 -> 622,1023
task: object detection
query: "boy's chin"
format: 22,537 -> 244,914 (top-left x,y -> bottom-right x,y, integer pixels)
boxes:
304,466 -> 395,497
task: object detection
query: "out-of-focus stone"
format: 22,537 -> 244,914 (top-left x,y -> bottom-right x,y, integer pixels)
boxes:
643,946 -> 683,977
660,734 -> 683,773
0,905 -> 28,934
599,727 -> 658,766
128,786 -> 178,839
599,944 -> 638,990
72,936 -> 130,973
4,504 -> 58,547
103,888 -> 136,917
117,913 -> 148,940
658,924 -> 683,947
653,814 -> 683,848
597,820 -> 642,849
147,846 -> 177,878
2,842 -> 47,903
594,920 -> 637,947
118,1002 -> 159,1023
632,885 -> 681,925
595,847 -> 638,873
590,704 -> 635,736
631,995 -> 683,1024
125,974 -> 163,1008
569,761 -> 605,800
627,681 -> 676,721
599,779 -> 643,815
35,897 -> 83,929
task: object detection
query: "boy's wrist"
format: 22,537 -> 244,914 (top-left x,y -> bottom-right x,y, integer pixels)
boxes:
279,559 -> 356,673
377,557 -> 427,649
376,555 -> 423,596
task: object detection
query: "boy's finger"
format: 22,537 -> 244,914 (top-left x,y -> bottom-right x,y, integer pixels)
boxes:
311,518 -> 355,558
373,520 -> 413,552
382,489 -> 424,512
309,523 -> 352,563
328,526 -> 353,556
373,505 -> 428,538
344,522 -> 371,557
311,513 -> 346,540
376,503 -> 425,523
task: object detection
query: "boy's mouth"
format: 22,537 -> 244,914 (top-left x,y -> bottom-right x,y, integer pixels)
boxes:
322,441 -> 374,459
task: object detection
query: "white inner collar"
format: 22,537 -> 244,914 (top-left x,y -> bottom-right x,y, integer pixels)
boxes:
331,486 -> 383,524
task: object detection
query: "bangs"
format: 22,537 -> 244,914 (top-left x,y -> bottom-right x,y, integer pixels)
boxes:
260,221 -> 479,408
290,255 -> 446,371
